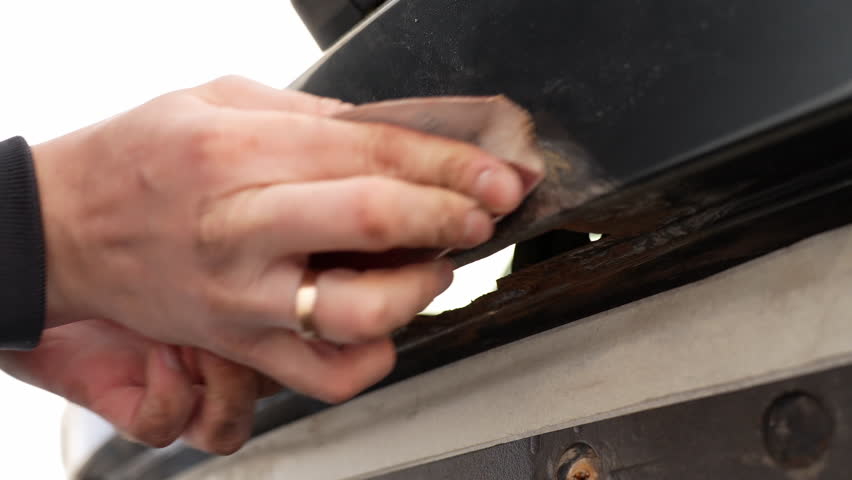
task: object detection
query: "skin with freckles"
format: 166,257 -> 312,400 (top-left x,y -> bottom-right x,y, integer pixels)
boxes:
0,76 -> 525,454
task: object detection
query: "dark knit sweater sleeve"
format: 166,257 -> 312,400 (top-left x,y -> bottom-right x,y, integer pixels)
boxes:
0,137 -> 45,350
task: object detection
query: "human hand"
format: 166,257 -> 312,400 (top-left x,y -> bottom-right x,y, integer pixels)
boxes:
31,76 -> 525,402
0,319 -> 280,454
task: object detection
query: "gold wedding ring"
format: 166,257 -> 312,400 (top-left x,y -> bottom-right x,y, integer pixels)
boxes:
294,271 -> 319,340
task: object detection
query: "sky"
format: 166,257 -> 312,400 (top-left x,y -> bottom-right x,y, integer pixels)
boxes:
0,1 -> 510,477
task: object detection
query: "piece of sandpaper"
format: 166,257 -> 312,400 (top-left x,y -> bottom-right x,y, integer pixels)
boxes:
331,96 -> 613,267
335,95 -> 546,196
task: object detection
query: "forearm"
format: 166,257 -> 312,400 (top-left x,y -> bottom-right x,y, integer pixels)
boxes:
0,136 -> 46,349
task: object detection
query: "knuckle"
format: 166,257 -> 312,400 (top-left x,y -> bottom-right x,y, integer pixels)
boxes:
202,75 -> 251,100
196,201 -> 228,246
359,124 -> 403,173
316,377 -> 362,404
129,412 -> 182,448
210,437 -> 247,456
209,74 -> 249,89
351,181 -> 397,247
316,96 -> 351,115
195,201 -> 247,276
207,397 -> 251,431
316,346 -> 396,404
436,217 -> 463,247
437,197 -> 475,245
205,416 -> 251,455
312,342 -> 397,404
180,116 -> 229,165
348,294 -> 394,340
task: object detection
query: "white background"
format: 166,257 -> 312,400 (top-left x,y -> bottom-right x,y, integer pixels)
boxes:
0,1 -> 321,477
0,1 -> 512,478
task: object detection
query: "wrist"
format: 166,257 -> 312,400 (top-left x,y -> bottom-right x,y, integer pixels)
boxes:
31,133 -> 94,328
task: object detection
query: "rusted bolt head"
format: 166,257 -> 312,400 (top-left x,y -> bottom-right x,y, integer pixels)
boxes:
763,392 -> 833,469
566,457 -> 597,480
556,443 -> 601,480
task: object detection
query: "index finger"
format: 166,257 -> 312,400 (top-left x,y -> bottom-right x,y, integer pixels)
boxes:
194,76 -> 353,116
219,111 -> 526,216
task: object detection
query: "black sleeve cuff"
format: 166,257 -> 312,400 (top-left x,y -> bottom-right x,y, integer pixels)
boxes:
0,137 -> 46,350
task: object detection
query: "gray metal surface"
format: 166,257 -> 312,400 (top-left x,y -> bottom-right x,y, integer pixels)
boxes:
376,369 -> 849,479
172,224 -> 852,480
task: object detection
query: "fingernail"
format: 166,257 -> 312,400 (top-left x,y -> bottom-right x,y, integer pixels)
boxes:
437,260 -> 456,290
160,345 -> 184,373
511,164 -> 541,194
473,168 -> 495,197
473,165 -> 523,214
463,210 -> 493,246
